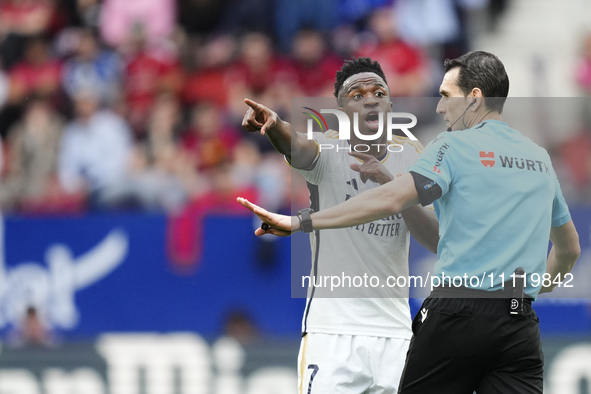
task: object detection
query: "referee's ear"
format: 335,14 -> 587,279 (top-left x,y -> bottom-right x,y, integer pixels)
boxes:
470,87 -> 484,98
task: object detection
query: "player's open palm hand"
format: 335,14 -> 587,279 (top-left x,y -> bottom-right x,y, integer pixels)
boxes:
349,152 -> 394,185
242,99 -> 278,136
237,197 -> 297,237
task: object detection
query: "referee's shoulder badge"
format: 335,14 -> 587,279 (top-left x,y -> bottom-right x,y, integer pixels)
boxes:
421,308 -> 429,323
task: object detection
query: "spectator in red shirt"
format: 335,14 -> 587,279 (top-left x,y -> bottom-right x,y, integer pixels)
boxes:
183,35 -> 237,108
9,36 -> 61,104
558,129 -> 591,197
355,8 -> 428,96
180,102 -> 240,172
291,29 -> 343,97
122,24 -> 183,136
227,32 -> 296,118
558,34 -> 591,203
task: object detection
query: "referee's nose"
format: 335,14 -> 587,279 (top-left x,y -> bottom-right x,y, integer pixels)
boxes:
436,97 -> 446,115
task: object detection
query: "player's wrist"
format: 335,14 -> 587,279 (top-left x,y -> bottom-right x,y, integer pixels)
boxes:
265,117 -> 285,136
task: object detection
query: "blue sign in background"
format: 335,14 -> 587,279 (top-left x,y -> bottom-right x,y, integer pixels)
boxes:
0,208 -> 589,339
1,213 -> 304,338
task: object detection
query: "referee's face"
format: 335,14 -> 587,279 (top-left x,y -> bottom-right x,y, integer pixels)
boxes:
437,68 -> 470,131
338,72 -> 392,139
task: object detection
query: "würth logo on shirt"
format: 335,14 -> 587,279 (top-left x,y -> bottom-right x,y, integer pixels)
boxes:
432,143 -> 450,174
479,151 -> 496,168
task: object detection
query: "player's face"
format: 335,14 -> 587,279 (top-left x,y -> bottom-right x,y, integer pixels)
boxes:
338,72 -> 392,137
436,68 -> 470,131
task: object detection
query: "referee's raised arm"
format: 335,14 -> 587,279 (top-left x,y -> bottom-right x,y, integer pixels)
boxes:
242,98 -> 318,169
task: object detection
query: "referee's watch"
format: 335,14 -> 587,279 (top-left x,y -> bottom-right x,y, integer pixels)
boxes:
297,208 -> 315,233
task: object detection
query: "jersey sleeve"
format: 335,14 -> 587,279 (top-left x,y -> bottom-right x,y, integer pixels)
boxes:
551,172 -> 571,227
395,137 -> 435,210
286,130 -> 338,185
407,133 -> 456,197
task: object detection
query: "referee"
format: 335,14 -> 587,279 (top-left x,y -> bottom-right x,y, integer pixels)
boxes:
238,51 -> 581,393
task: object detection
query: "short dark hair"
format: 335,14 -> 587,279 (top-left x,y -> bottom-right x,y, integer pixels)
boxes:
334,57 -> 388,98
443,51 -> 509,113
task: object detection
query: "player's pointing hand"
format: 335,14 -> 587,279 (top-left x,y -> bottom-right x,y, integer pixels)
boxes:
242,98 -> 279,136
237,197 -> 298,236
349,151 -> 395,185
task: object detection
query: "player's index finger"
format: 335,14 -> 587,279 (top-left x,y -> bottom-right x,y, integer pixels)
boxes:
348,151 -> 372,162
244,98 -> 262,112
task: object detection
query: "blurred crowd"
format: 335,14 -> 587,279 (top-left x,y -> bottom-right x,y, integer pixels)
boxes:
566,32 -> 591,204
0,0 -> 532,214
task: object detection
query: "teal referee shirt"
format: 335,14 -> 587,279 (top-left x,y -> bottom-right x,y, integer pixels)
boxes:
408,120 -> 571,297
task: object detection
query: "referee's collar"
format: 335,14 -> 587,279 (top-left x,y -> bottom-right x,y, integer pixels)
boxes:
450,119 -> 507,132
474,119 -> 507,128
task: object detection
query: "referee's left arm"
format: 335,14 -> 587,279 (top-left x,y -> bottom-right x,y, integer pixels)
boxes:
540,219 -> 580,294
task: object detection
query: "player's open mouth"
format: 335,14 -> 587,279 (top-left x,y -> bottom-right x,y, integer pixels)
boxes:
365,111 -> 381,130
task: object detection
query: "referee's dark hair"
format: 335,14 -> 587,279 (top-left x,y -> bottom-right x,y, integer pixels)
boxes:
444,51 -> 510,113
334,57 -> 388,99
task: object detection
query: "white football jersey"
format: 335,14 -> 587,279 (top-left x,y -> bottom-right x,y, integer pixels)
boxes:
292,130 -> 425,339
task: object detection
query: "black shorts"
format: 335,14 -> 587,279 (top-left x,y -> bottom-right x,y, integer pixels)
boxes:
398,289 -> 543,394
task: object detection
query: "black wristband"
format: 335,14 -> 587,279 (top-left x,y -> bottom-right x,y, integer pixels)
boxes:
297,208 -> 315,233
